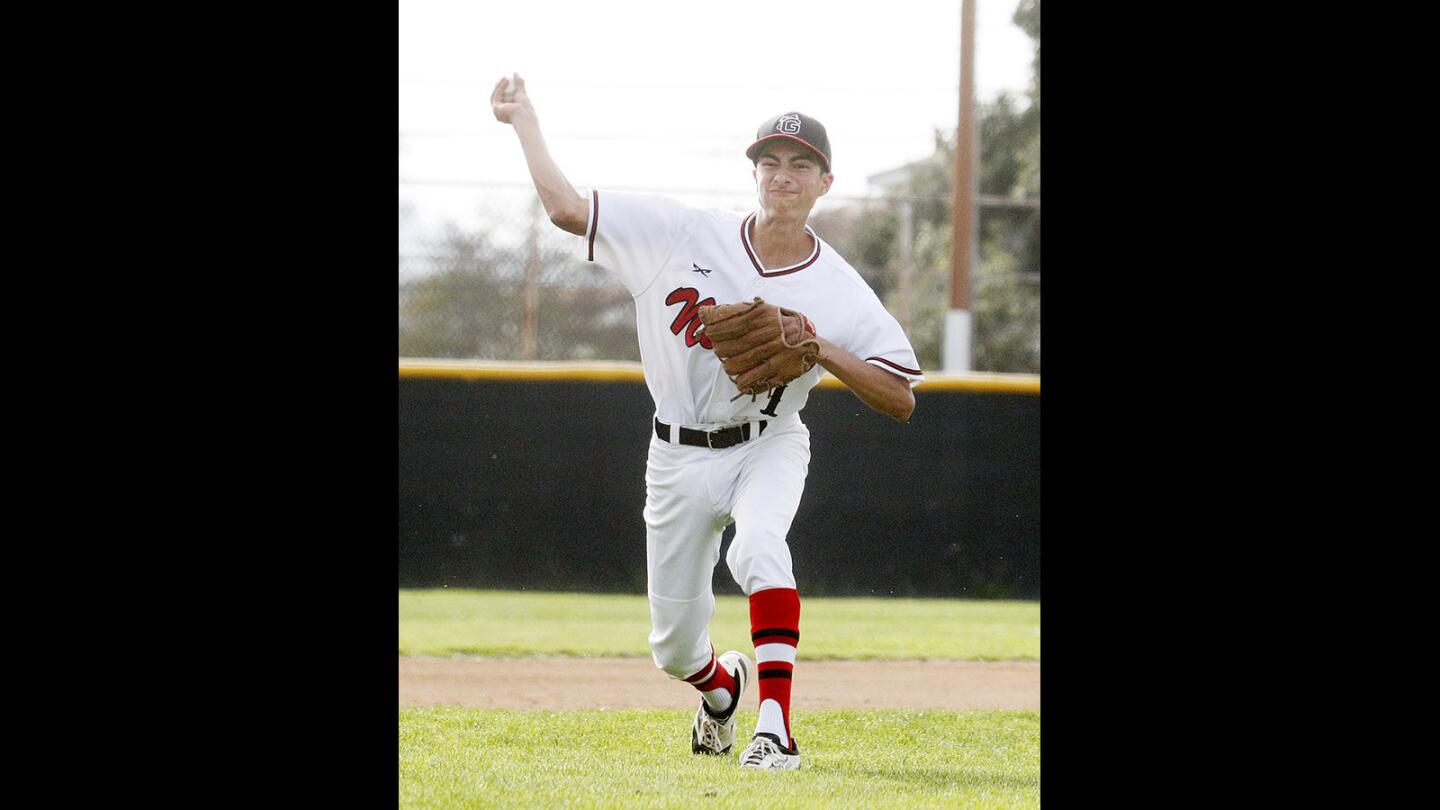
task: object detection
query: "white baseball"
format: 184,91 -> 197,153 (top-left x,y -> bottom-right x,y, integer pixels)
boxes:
504,78 -> 518,99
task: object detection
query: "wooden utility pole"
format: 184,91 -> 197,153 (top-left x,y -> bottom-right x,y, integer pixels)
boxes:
947,0 -> 976,372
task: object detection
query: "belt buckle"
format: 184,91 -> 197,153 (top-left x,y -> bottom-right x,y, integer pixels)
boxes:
706,429 -> 716,449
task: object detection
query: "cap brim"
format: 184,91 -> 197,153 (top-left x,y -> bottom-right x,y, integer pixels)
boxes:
745,134 -> 830,172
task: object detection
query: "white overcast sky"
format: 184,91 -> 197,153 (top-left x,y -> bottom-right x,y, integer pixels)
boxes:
399,0 -> 1035,233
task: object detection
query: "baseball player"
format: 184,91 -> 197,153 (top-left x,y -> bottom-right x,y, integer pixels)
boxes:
491,73 -> 923,770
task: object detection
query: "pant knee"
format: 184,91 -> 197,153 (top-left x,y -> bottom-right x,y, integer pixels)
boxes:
649,631 -> 710,679
647,592 -> 714,678
726,532 -> 795,594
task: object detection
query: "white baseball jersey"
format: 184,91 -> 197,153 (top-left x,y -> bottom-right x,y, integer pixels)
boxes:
578,190 -> 924,427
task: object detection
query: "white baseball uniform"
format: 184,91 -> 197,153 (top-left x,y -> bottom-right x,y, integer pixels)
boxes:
577,189 -> 924,680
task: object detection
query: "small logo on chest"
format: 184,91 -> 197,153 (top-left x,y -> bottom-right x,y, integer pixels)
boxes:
692,263 -> 712,277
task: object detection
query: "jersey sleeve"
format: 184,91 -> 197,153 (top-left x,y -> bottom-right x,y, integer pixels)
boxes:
840,287 -> 926,387
577,189 -> 690,297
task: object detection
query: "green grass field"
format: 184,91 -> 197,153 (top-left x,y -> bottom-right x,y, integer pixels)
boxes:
399,589 -> 1040,661
399,589 -> 1040,807
399,707 -> 1039,809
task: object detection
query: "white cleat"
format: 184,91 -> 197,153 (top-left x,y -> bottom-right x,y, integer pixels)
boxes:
690,651 -> 754,755
739,732 -> 802,770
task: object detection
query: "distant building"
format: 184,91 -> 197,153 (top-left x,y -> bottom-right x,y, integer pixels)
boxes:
866,162 -> 927,195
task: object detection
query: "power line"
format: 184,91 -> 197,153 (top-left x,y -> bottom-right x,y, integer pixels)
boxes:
398,178 -> 1038,208
398,130 -> 947,143
399,77 -> 965,94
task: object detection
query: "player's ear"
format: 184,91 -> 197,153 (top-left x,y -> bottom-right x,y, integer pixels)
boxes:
819,171 -> 833,196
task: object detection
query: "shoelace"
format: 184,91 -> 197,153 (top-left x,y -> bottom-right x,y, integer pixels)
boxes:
699,720 -> 724,751
741,738 -> 779,767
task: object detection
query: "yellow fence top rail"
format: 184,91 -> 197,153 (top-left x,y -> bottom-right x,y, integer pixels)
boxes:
398,358 -> 1039,394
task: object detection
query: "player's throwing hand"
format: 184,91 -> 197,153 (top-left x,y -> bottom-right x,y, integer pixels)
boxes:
490,73 -> 533,124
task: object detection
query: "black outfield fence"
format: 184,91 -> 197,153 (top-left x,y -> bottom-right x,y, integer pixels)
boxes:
399,361 -> 1039,599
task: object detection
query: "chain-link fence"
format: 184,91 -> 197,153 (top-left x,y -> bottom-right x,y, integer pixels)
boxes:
399,184 -> 1038,373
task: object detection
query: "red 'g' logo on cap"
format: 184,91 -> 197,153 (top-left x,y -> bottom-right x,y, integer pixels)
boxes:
777,113 -> 802,134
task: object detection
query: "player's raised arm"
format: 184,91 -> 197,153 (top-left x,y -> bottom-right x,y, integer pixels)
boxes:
491,73 -> 588,235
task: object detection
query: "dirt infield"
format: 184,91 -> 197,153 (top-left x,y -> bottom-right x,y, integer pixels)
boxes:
400,657 -> 1039,710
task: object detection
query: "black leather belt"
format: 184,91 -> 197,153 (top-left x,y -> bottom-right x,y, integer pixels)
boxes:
655,418 -> 767,449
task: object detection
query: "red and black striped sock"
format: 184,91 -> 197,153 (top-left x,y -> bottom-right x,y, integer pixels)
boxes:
749,587 -> 800,748
684,646 -> 738,715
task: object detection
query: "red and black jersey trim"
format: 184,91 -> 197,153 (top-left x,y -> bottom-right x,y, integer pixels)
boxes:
740,213 -> 821,277
586,190 -> 599,261
866,356 -> 923,376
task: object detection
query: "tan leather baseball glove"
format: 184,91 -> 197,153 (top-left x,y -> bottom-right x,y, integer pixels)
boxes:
698,297 -> 822,400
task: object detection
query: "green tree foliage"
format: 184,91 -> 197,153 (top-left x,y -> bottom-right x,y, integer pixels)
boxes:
398,223 -> 519,359
816,0 -> 1039,374
398,214 -> 639,362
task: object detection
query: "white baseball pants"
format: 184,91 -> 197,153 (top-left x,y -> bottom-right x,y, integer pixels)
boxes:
643,413 -> 811,680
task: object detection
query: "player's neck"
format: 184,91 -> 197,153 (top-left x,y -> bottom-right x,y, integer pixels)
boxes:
750,211 -> 814,269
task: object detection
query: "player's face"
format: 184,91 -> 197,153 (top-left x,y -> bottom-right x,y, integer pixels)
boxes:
753,142 -> 833,216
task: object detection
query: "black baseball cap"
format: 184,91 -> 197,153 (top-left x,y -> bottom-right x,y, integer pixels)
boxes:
745,112 -> 831,172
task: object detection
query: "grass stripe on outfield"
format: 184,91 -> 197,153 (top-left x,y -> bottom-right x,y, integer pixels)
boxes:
400,708 -> 1039,809
400,589 -> 1039,661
